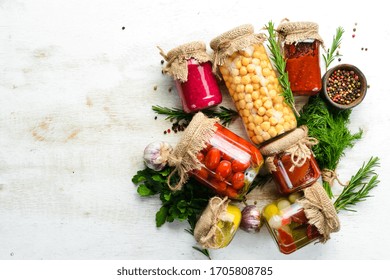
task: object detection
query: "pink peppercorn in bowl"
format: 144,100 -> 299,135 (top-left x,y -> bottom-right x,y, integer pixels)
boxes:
321,64 -> 367,110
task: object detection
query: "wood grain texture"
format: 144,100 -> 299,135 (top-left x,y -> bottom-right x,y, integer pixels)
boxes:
1,0 -> 389,259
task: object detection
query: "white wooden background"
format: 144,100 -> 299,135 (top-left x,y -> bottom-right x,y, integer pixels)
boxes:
1,0 -> 389,260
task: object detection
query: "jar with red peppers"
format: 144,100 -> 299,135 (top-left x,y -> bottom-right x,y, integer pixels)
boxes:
262,182 -> 340,254
277,21 -> 323,96
260,126 -> 321,195
167,112 -> 263,200
159,41 -> 222,113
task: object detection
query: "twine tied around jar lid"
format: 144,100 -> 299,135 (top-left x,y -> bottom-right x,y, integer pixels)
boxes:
260,126 -> 319,173
276,19 -> 324,47
210,24 -> 266,73
194,196 -> 230,249
321,169 -> 349,187
167,112 -> 218,191
158,41 -> 211,82
297,182 -> 340,242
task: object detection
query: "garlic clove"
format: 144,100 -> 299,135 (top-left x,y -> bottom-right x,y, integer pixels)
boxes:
239,205 -> 262,233
143,141 -> 173,171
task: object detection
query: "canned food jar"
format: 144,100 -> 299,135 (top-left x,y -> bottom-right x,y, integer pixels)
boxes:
194,196 -> 241,249
262,182 -> 340,254
159,41 -> 222,113
260,126 -> 321,194
210,24 -> 297,145
277,21 -> 323,96
167,112 -> 263,200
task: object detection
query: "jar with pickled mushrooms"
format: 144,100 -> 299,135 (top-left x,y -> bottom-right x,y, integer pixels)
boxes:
277,21 -> 323,96
166,112 -> 263,200
194,196 -> 241,249
262,182 -> 340,254
159,41 -> 222,113
260,126 -> 321,195
210,24 -> 297,145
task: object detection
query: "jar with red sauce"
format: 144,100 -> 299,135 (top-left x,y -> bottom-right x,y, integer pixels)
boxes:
159,41 -> 222,113
262,182 -> 340,254
277,21 -> 323,96
260,126 -> 321,195
166,112 -> 263,200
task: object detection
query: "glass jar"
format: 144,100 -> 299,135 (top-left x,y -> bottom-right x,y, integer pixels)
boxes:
194,196 -> 241,249
167,112 -> 263,201
191,123 -> 263,200
159,42 -> 222,113
262,182 -> 340,254
284,40 -> 322,95
210,25 -> 297,145
260,126 -> 321,194
277,21 -> 323,96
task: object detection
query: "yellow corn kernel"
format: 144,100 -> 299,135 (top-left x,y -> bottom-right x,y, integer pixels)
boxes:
254,99 -> 262,109
247,64 -> 255,73
267,84 -> 274,91
248,115 -> 254,123
245,102 -> 253,110
242,109 -> 250,117
231,68 -> 239,77
256,135 -> 263,143
266,108 -> 275,118
254,115 -> 263,125
283,107 -> 291,115
262,68 -> 271,77
236,84 -> 245,93
283,122 -> 291,131
275,124 -> 284,134
268,126 -> 277,138
235,59 -> 242,69
251,136 -> 259,144
257,107 -> 266,116
274,95 -> 284,104
260,121 -> 270,131
239,67 -> 247,76
241,75 -> 251,85
260,86 -> 268,96
251,75 -> 260,84
232,93 -> 239,102
251,91 -> 259,100
263,115 -> 269,121
239,99 -> 246,109
253,51 -> 261,59
248,122 -> 255,131
264,100 -> 272,109
248,130 -> 254,138
220,66 -> 229,76
260,53 -> 268,61
269,117 -> 278,126
241,57 -> 251,66
260,60 -> 268,68
242,116 -> 249,124
253,83 -> 260,90
274,103 -> 283,111
262,132 -> 271,141
268,89 -> 277,99
245,84 -> 253,93
244,93 -> 252,103
254,126 -> 262,135
252,58 -> 261,65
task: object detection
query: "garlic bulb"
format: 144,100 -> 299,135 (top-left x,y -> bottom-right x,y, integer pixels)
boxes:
239,205 -> 262,233
143,141 -> 173,171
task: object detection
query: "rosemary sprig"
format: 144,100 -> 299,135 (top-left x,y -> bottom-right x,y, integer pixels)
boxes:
334,157 -> 380,212
323,27 -> 344,71
152,105 -> 238,126
265,21 -> 299,117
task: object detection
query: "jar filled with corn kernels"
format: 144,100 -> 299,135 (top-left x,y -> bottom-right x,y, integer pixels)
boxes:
167,112 -> 263,200
210,24 -> 297,146
260,126 -> 321,195
277,21 -> 323,96
159,41 -> 222,113
262,182 -> 340,254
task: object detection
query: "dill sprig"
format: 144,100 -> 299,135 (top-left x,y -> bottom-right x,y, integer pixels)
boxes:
265,21 -> 299,117
152,105 -> 238,126
334,157 -> 380,212
298,96 -> 362,197
323,27 -> 344,71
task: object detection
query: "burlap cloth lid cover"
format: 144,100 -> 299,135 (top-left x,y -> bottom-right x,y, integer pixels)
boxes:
210,24 -> 266,72
194,196 -> 230,249
167,112 -> 219,191
260,126 -> 318,172
276,20 -> 324,46
158,41 -> 210,82
297,182 -> 340,243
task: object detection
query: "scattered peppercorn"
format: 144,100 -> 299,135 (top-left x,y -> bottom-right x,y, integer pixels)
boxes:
154,116 -> 157,120
168,86 -> 172,92
365,48 -> 368,51
164,130 -> 167,134
153,85 -> 158,91
353,28 -> 356,32
352,34 -> 355,38
338,58 -> 341,62
160,60 -> 164,65
326,69 -> 362,105
122,26 -> 125,30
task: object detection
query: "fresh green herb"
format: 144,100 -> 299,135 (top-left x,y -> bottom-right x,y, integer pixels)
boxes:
334,157 -> 380,212
323,27 -> 344,71
298,96 -> 362,197
192,246 -> 211,260
152,105 -> 238,126
265,21 -> 299,117
132,166 -> 214,227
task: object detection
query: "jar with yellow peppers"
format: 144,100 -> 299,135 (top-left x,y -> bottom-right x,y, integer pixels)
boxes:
194,196 -> 241,249
210,24 -> 297,145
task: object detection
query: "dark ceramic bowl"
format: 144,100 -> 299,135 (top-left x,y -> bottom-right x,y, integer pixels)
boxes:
321,64 -> 367,110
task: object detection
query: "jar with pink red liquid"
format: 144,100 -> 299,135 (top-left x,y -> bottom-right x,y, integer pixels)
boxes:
159,41 -> 222,113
